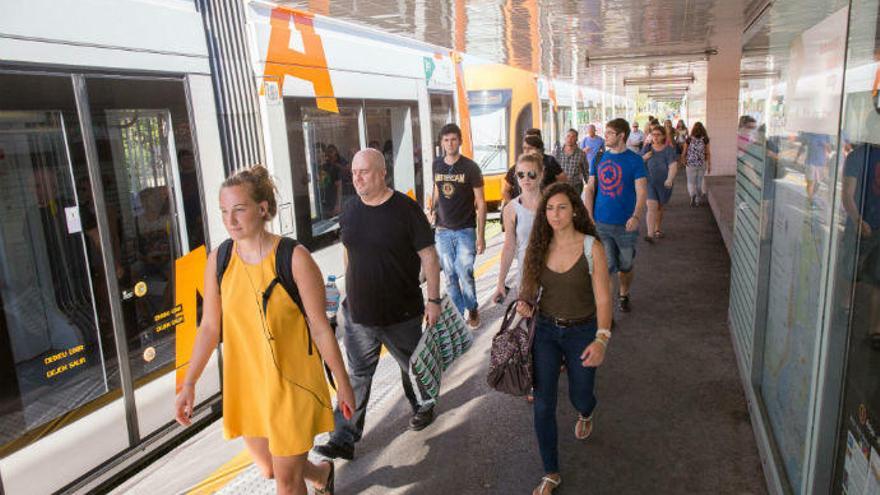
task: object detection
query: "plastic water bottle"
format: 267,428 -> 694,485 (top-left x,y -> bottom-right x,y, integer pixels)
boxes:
325,275 -> 340,321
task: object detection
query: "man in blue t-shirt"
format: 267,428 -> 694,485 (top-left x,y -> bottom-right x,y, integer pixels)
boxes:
584,118 -> 647,312
579,124 -> 606,169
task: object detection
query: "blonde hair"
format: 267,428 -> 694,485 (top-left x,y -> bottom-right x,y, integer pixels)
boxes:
221,164 -> 278,220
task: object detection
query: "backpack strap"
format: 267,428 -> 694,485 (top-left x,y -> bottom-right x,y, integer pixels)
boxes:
216,239 -> 234,290
271,237 -> 336,390
583,235 -> 595,275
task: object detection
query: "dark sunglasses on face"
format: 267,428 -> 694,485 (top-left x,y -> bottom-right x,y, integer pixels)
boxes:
517,170 -> 538,180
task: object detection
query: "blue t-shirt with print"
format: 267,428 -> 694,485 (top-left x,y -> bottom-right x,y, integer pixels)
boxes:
590,149 -> 646,226
580,135 -> 606,167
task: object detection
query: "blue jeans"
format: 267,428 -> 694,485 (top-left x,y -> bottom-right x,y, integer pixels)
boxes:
435,227 -> 478,315
532,315 -> 598,474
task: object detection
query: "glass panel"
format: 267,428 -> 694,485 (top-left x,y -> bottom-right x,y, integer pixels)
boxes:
0,110 -> 109,444
0,73 -> 120,452
302,105 -> 360,237
429,93 -> 455,160
85,77 -> 195,384
541,100 -> 552,146
468,90 -> 511,175
830,1 -> 880,492
746,1 -> 850,489
365,105 -> 396,188
410,103 -> 424,206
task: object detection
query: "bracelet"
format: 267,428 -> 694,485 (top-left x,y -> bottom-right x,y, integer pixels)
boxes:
428,297 -> 442,305
597,329 -> 612,340
592,338 -> 608,349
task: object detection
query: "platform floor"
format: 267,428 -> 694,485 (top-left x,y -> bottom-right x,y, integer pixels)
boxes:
111,174 -> 766,495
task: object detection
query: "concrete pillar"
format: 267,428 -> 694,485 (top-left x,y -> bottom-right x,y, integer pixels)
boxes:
705,11 -> 742,177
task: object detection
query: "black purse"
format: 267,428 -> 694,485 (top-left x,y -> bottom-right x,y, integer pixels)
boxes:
487,299 -> 537,396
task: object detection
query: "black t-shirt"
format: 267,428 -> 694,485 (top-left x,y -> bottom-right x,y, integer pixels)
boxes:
505,154 -> 563,197
433,155 -> 484,229
340,191 -> 435,326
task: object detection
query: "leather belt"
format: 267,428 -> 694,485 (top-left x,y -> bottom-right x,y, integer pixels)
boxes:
538,313 -> 595,328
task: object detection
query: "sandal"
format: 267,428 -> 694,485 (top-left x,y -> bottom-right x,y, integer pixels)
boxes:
575,414 -> 593,440
315,460 -> 334,494
533,474 -> 561,495
655,230 -> 665,238
644,235 -> 654,244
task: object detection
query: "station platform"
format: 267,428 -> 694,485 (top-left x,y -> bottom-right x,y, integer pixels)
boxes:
111,175 -> 766,495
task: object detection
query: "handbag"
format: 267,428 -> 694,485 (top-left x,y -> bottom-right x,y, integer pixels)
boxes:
486,299 -> 537,396
408,295 -> 474,407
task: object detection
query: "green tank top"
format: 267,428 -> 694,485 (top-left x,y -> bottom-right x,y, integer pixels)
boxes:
538,253 -> 596,320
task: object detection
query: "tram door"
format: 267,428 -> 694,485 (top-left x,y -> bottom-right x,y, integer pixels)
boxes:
92,109 -> 187,404
0,111 -> 108,442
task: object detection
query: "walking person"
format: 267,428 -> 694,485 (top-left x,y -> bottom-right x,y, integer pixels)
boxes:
626,122 -> 645,153
175,165 -> 355,495
641,125 -> 679,243
674,120 -> 689,155
431,123 -> 486,327
493,153 -> 543,303
663,119 -> 676,148
681,122 -> 711,206
579,124 -> 605,170
584,118 -> 647,313
555,129 -> 588,195
314,148 -> 442,461
516,182 -> 614,495
503,132 -> 565,204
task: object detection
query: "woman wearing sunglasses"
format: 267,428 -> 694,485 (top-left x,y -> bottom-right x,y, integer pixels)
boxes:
493,153 -> 544,304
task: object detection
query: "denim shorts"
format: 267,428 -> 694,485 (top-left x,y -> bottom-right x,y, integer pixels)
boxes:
595,222 -> 639,273
647,180 -> 673,205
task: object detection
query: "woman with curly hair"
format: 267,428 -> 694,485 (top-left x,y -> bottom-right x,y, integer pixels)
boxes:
516,182 -> 614,495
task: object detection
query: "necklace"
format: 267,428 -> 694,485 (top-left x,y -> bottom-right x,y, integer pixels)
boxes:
238,232 -> 266,297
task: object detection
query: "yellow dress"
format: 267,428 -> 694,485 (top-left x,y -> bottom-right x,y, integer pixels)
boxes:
220,242 -> 334,456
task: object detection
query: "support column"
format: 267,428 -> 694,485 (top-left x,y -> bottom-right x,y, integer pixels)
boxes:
705,16 -> 742,176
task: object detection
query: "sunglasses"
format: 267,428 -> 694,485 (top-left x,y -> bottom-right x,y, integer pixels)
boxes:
517,171 -> 538,180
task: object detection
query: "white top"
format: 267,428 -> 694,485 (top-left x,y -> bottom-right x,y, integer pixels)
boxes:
513,197 -> 536,287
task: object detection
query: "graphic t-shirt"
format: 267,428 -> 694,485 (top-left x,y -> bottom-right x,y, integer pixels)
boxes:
844,143 -> 880,230
580,135 -> 605,167
590,149 -> 646,226
340,191 -> 435,326
433,155 -> 484,229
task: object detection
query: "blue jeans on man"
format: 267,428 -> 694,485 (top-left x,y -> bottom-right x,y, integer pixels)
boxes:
435,227 -> 478,315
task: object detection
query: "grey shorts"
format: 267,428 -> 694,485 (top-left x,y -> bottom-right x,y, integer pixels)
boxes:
595,222 -> 639,273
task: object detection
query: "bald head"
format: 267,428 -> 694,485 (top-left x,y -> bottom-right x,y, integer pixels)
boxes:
353,148 -> 386,171
352,148 -> 388,201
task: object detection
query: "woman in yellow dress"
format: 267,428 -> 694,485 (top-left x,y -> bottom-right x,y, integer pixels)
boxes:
175,165 -> 355,495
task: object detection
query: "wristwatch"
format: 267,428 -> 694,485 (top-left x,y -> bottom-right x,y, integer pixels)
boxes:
428,297 -> 442,305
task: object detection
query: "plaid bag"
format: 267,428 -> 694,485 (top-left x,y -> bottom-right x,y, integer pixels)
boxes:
408,295 -> 473,406
486,299 -> 536,396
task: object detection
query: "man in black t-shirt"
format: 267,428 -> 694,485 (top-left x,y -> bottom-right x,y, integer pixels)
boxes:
313,148 -> 441,461
431,123 -> 486,328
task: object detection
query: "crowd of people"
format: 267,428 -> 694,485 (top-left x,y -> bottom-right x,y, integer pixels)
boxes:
173,116 -> 711,495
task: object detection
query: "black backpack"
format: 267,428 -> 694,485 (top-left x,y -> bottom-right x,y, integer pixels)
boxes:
216,237 -> 335,389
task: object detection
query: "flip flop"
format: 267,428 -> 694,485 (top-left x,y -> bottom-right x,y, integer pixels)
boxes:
533,475 -> 561,495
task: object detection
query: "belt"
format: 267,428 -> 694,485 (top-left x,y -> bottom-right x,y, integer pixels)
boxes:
538,313 -> 595,328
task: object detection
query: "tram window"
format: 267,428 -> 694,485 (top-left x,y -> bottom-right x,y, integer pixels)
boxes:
429,93 -> 455,160
283,98 -> 360,245
365,100 -> 419,202
0,73 -> 118,447
410,103 -> 424,206
84,77 -> 203,385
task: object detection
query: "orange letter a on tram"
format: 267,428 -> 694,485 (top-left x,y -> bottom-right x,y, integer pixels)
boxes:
264,7 -> 339,114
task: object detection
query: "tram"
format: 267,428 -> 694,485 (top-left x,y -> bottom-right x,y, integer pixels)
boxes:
0,1 -> 631,493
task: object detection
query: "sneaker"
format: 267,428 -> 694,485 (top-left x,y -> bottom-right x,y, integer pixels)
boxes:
466,308 -> 480,329
690,195 -> 696,207
409,407 -> 435,431
313,440 -> 354,461
617,295 -> 631,313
